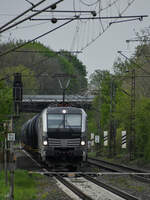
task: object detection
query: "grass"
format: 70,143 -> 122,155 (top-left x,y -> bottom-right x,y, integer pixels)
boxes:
88,151 -> 97,158
0,170 -> 41,200
0,171 -> 9,199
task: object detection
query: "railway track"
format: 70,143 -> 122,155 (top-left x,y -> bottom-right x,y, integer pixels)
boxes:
21,150 -> 148,199
52,174 -> 93,200
88,157 -> 150,183
44,172 -> 139,200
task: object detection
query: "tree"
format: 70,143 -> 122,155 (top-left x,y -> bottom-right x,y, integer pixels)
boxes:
0,64 -> 39,95
88,70 -> 113,152
135,98 -> 150,161
0,41 -> 88,95
0,81 -> 13,148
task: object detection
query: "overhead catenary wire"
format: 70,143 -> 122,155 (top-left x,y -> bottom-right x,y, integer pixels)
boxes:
80,0 -> 100,7
0,0 -> 64,34
24,0 -> 34,6
70,0 -> 137,51
109,17 -> 144,25
0,18 -> 75,57
0,0 -> 47,31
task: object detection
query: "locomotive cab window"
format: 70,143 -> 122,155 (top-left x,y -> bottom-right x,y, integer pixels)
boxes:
65,114 -> 81,128
47,114 -> 81,129
47,114 -> 63,128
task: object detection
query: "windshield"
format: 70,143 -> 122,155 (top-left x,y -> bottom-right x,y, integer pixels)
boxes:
65,114 -> 81,128
47,114 -> 64,128
47,114 -> 81,129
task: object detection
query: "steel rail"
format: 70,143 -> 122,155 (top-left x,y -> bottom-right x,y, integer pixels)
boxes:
84,174 -> 139,200
88,158 -> 149,173
54,175 -> 93,200
88,158 -> 150,183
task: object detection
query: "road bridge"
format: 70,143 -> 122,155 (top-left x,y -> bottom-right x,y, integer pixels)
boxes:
21,94 -> 95,112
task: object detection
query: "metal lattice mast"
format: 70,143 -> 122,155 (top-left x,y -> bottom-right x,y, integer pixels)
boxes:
129,69 -> 136,160
109,79 -> 116,157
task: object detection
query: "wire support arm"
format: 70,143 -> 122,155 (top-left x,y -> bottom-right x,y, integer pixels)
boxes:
0,0 -> 47,31
30,15 -> 148,21
109,17 -> 143,25
0,0 -> 64,34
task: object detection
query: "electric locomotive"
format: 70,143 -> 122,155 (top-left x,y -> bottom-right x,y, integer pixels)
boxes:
21,106 -> 88,168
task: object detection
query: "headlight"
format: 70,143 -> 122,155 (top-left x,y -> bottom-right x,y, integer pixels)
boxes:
43,140 -> 48,146
62,109 -> 67,114
81,141 -> 85,146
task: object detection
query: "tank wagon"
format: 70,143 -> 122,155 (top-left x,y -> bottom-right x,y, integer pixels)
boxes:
21,106 -> 88,168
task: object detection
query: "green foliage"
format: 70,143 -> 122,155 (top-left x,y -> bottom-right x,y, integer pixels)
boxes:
0,64 -> 39,144
58,54 -> 74,74
89,70 -> 110,91
60,50 -> 87,76
0,81 -> 13,121
0,40 -> 88,146
0,80 -> 13,146
58,51 -> 87,94
88,29 -> 150,163
115,90 -> 130,128
135,98 -> 150,161
88,40 -> 150,162
23,41 -> 56,57
0,170 -> 40,200
0,40 -> 87,95
112,38 -> 150,161
60,50 -> 87,91
87,109 -> 98,138
88,70 -> 112,143
0,171 -> 9,199
0,64 -> 39,94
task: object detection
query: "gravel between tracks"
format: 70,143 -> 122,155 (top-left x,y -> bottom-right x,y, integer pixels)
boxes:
35,175 -> 72,200
34,173 -> 150,200
96,174 -> 150,200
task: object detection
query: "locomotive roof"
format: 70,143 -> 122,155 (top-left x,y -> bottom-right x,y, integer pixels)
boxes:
46,106 -> 84,114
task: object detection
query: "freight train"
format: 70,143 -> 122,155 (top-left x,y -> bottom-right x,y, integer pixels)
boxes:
21,106 -> 88,169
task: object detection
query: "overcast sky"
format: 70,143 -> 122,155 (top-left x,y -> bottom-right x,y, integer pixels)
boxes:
0,0 -> 149,78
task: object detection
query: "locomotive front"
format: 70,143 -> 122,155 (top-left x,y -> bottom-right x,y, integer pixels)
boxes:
41,107 -> 87,164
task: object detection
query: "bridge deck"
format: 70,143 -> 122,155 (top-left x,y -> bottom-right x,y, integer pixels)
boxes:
21,95 -> 94,112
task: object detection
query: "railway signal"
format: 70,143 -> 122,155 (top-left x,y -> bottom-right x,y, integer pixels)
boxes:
13,73 -> 23,116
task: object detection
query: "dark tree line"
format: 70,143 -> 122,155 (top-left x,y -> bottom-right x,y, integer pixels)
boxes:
0,40 -> 88,95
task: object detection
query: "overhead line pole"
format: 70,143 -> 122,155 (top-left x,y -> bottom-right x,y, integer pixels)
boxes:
117,51 -> 138,160
129,69 -> 136,160
0,0 -> 64,34
0,0 -> 47,30
109,78 -> 116,157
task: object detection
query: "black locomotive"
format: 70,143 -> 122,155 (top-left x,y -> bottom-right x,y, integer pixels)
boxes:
21,106 -> 88,168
